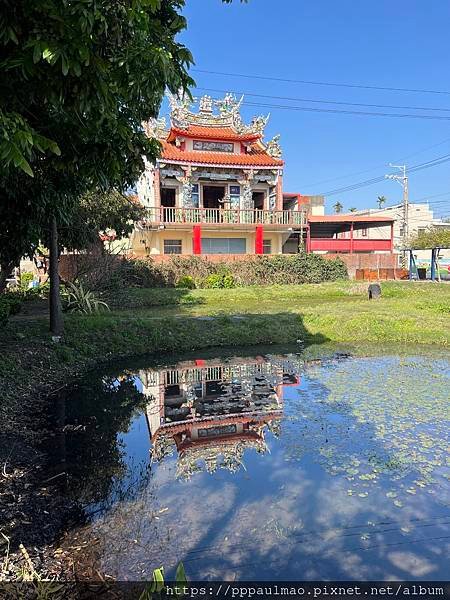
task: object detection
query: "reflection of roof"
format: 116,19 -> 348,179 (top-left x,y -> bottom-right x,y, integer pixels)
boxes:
160,140 -> 284,167
177,430 -> 262,452
176,431 -> 269,479
152,411 -> 282,441
167,125 -> 260,143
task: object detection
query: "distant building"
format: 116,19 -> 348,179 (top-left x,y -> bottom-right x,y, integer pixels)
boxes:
353,202 -> 450,252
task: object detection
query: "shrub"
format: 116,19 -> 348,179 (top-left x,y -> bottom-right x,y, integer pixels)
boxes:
0,298 -> 11,326
20,271 -> 34,290
59,252 -> 348,292
63,282 -> 110,314
2,293 -> 22,315
202,272 -> 235,289
176,275 -> 196,289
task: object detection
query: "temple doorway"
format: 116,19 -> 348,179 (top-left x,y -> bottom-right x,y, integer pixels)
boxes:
202,185 -> 225,209
161,188 -> 176,207
252,191 -> 265,210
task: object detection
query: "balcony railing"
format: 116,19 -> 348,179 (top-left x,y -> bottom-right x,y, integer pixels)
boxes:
145,207 -> 305,226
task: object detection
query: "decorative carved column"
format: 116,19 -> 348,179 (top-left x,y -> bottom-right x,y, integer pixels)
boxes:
275,170 -> 283,211
176,166 -> 197,208
154,167 -> 161,208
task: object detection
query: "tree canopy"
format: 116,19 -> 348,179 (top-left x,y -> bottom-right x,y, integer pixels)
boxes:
409,227 -> 450,249
0,0 -> 194,328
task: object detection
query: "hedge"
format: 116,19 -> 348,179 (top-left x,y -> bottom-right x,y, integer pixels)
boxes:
116,253 -> 348,288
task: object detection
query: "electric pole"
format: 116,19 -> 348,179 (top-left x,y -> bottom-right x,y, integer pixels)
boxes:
386,164 -> 408,267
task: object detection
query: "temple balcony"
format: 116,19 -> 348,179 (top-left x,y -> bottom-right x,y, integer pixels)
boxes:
144,207 -> 305,228
309,238 -> 393,252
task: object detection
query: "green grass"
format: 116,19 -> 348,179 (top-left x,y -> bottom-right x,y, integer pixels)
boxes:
107,281 -> 450,346
1,280 -> 449,420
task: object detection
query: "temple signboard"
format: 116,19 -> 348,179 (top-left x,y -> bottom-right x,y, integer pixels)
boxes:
193,140 -> 234,153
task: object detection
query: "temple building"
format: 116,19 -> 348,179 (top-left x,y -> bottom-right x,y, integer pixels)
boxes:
131,92 -> 395,260
138,356 -> 293,479
133,92 -> 324,257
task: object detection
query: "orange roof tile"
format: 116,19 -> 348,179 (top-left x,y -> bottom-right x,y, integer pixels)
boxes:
167,125 -> 260,143
160,140 -> 283,167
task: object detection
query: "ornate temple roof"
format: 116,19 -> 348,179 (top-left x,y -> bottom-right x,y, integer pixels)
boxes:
159,140 -> 283,167
143,92 -> 284,168
167,125 -> 260,143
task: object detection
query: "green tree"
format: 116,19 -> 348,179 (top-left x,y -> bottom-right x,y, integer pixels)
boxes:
333,201 -> 343,214
349,207 -> 357,213
61,190 -> 145,253
377,195 -> 387,209
409,227 -> 450,249
0,0 -> 193,335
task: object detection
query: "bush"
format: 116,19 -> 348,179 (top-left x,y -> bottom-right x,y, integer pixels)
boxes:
176,275 -> 196,289
0,298 -> 10,326
2,293 -> 22,315
20,271 -> 34,291
63,282 -> 110,314
62,252 -> 348,292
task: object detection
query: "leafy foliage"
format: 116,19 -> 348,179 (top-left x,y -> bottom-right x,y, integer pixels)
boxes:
0,0 -> 194,309
176,275 -> 196,289
63,282 -> 109,314
408,226 -> 450,249
203,272 -> 236,288
60,190 -> 145,252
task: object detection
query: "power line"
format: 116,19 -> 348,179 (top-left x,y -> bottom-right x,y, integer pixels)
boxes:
195,86 -> 450,114
321,153 -> 450,197
301,137 -> 450,189
241,99 -> 450,121
193,69 -> 450,96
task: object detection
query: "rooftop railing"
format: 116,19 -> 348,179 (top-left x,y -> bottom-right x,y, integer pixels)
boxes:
144,206 -> 305,226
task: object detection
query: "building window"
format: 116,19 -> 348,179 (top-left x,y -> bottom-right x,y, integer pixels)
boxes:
229,185 -> 240,208
263,239 -> 272,254
361,228 -> 368,237
399,226 -> 405,237
163,239 -> 182,254
202,238 -> 246,254
417,227 -> 426,235
191,184 -> 199,207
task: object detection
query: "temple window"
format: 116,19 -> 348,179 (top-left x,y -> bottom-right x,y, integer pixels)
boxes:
164,239 -> 182,255
229,185 -> 241,208
263,239 -> 272,254
202,238 -> 246,254
191,184 -> 200,207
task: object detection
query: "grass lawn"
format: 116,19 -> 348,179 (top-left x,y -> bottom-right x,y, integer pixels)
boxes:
1,280 -> 449,419
109,280 -> 450,346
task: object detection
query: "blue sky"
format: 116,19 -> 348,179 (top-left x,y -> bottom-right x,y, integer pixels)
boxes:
158,0 -> 450,218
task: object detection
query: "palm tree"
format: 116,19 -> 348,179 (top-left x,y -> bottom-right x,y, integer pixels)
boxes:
333,201 -> 343,214
349,207 -> 357,213
377,195 -> 386,209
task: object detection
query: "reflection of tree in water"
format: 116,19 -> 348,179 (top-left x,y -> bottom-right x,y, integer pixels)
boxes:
282,356 -> 450,508
59,375 -> 148,507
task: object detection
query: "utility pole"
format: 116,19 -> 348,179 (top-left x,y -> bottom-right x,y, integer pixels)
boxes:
386,164 -> 408,268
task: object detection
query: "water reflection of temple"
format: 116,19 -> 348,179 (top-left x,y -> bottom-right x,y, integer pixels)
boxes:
139,356 -> 296,479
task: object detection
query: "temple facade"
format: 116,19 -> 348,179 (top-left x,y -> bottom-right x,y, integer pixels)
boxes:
133,93 -> 323,257
131,92 -> 395,259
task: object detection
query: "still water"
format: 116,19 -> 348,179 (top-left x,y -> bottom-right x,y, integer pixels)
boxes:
51,348 -> 450,581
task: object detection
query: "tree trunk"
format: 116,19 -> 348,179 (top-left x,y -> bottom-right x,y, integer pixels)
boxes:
0,260 -> 14,293
49,215 -> 63,336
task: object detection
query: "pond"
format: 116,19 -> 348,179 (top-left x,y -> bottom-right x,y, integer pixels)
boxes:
48,346 -> 450,581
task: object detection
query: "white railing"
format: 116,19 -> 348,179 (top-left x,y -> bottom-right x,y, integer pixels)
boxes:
145,207 -> 305,226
